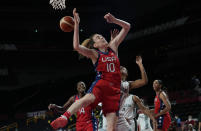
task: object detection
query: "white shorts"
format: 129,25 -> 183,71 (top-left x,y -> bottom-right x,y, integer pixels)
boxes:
140,129 -> 153,131
116,117 -> 135,131
98,128 -> 106,131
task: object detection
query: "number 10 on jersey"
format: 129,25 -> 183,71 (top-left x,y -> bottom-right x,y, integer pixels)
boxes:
107,63 -> 115,72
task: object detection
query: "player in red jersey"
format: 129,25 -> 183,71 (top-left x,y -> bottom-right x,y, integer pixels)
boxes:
153,80 -> 171,131
48,81 -> 98,131
50,8 -> 130,131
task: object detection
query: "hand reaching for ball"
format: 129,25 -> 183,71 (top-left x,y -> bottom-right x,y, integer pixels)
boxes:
73,8 -> 80,25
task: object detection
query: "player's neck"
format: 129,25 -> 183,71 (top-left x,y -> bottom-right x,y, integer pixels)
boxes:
121,77 -> 126,81
98,47 -> 107,53
78,92 -> 85,98
156,89 -> 162,95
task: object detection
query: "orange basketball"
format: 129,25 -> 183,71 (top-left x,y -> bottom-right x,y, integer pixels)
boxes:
59,16 -> 74,32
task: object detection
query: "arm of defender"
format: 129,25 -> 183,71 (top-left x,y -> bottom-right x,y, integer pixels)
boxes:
133,95 -> 157,129
129,56 -> 148,90
133,95 -> 155,121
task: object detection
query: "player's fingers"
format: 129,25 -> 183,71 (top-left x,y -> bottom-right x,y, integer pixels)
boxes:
115,29 -> 119,34
73,8 -> 76,14
48,104 -> 52,110
73,8 -> 76,12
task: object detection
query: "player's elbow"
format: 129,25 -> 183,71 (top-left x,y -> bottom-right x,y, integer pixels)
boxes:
143,78 -> 148,85
140,79 -> 148,86
73,44 -> 78,50
73,44 -> 80,51
124,23 -> 131,31
167,105 -> 171,111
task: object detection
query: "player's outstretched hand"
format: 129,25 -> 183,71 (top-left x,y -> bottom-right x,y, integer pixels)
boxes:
104,13 -> 116,23
48,104 -> 56,110
136,56 -> 142,65
73,8 -> 80,25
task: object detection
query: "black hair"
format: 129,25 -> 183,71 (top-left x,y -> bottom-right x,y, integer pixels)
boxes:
157,79 -> 168,96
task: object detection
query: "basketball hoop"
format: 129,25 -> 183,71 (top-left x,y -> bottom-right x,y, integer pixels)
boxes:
49,0 -> 66,10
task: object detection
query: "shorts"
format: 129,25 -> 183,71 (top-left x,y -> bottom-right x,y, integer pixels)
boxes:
116,117 -> 135,131
87,79 -> 121,116
76,120 -> 98,131
157,114 -> 171,131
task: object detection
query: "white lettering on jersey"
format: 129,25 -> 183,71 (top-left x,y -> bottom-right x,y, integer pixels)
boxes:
102,56 -> 116,62
79,107 -> 85,114
154,97 -> 157,102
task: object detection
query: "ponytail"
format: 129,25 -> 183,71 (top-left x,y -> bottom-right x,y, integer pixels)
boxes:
78,34 -> 96,59
81,39 -> 91,48
158,79 -> 169,97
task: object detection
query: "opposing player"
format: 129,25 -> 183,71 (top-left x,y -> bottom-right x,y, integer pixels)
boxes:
117,94 -> 156,131
48,81 -> 98,131
153,80 -> 171,131
50,8 -> 131,131
137,99 -> 154,131
116,56 -> 156,131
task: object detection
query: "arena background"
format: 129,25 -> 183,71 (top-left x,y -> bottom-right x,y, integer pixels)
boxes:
0,0 -> 201,130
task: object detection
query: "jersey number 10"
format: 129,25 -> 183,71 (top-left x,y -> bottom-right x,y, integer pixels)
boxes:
107,63 -> 115,72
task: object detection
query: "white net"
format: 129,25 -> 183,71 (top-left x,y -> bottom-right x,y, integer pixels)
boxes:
49,0 -> 66,10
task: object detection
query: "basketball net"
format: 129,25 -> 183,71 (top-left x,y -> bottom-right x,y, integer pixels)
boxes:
49,0 -> 66,10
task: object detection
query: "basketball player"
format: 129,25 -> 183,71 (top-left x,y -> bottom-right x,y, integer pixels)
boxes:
117,93 -> 156,131
116,56 -> 156,131
137,99 -> 153,131
50,8 -> 131,131
48,81 -> 98,131
97,29 -> 119,131
153,80 -> 171,131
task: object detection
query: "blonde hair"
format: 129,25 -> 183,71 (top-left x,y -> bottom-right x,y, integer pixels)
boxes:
79,35 -> 96,59
81,39 -> 91,48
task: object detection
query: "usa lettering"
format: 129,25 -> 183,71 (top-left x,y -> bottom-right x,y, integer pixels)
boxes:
102,56 -> 116,62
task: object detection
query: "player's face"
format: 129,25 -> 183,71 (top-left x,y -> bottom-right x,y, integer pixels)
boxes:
77,82 -> 86,93
120,66 -> 128,80
153,80 -> 161,91
92,34 -> 108,48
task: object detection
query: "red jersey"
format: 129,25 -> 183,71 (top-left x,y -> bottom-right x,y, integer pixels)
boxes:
74,95 -> 94,122
154,94 -> 170,116
94,48 -> 121,84
154,92 -> 171,130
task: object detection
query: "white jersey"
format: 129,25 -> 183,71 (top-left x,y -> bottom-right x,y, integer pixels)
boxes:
119,94 -> 136,119
116,81 -> 137,131
119,81 -> 137,119
137,113 -> 153,131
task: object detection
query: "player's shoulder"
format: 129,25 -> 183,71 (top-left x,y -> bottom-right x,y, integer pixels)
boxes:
70,95 -> 77,101
121,81 -> 130,87
133,95 -> 140,99
132,95 -> 139,101
159,91 -> 168,99
160,91 -> 167,96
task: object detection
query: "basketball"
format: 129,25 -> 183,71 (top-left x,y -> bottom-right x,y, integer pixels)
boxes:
59,16 -> 74,32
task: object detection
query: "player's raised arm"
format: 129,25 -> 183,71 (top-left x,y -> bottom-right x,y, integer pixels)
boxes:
104,13 -> 130,53
129,56 -> 148,90
73,8 -> 98,62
